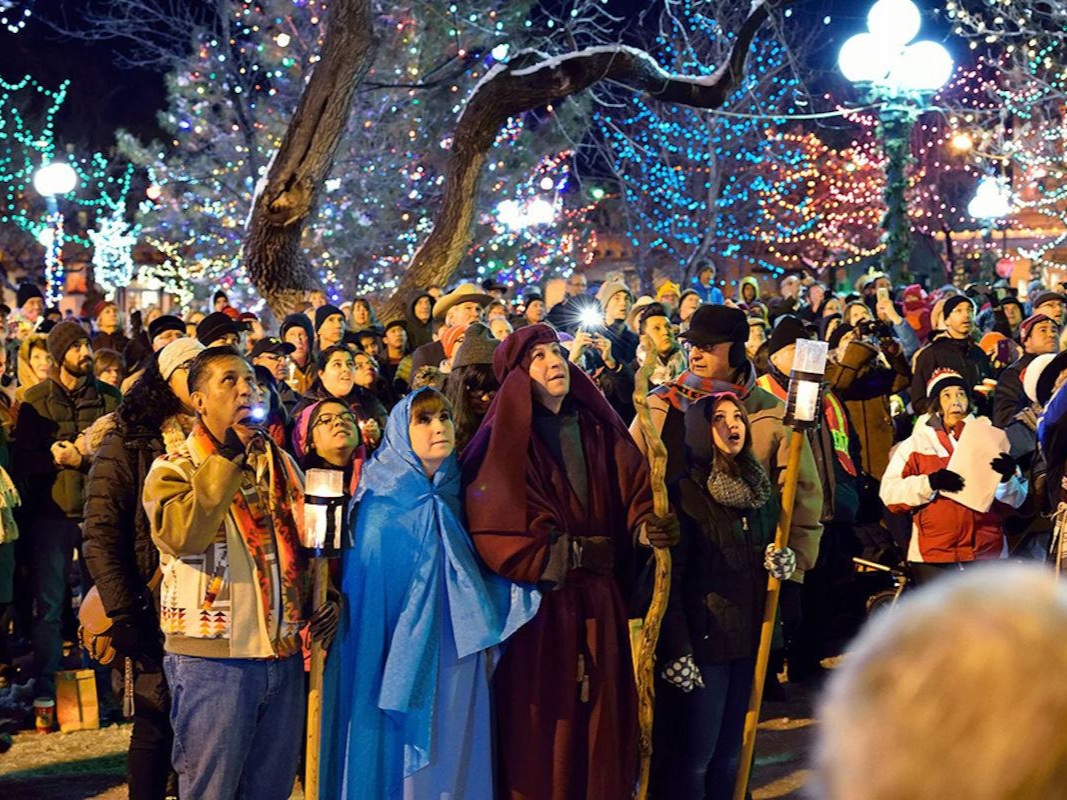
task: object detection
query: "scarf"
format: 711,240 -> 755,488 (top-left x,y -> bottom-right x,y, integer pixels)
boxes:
186,423 -> 308,653
653,368 -> 747,413
706,451 -> 772,510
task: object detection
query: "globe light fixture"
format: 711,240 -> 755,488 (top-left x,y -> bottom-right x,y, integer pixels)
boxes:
968,175 -> 1013,221
837,0 -> 953,96
33,161 -> 78,197
838,0 -> 956,282
496,197 -> 556,230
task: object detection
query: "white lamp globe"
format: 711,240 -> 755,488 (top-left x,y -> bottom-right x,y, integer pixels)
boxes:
33,161 -> 78,197
889,40 -> 954,92
491,43 -> 510,62
496,199 -> 524,229
838,33 -> 891,84
526,198 -> 555,227
867,0 -> 921,48
968,175 -> 1013,220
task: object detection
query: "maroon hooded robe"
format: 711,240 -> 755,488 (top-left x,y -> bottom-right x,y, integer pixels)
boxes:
462,325 -> 656,800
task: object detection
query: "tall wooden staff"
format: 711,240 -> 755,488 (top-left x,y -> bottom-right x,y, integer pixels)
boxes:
733,339 -> 829,800
631,335 -> 672,800
301,469 -> 348,800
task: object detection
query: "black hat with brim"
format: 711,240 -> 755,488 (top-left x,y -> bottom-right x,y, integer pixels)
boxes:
679,304 -> 748,347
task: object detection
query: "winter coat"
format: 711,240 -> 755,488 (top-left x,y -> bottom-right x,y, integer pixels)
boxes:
880,414 -> 1027,563
827,340 -> 911,481
662,453 -> 780,665
91,330 -> 130,354
12,375 -> 121,518
645,361 -> 824,580
992,353 -> 1037,429
910,335 -> 993,415
758,368 -> 861,524
82,417 -> 168,618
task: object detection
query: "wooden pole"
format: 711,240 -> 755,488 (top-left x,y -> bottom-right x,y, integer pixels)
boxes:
732,429 -> 806,800
632,336 -> 672,800
304,557 -> 330,800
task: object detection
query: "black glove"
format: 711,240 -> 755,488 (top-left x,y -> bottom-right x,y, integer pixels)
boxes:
990,452 -> 1016,483
218,427 -> 246,462
109,619 -> 147,662
309,587 -> 341,649
644,513 -> 681,548
928,468 -> 965,493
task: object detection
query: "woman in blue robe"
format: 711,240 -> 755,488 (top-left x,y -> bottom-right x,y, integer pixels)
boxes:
321,387 -> 540,799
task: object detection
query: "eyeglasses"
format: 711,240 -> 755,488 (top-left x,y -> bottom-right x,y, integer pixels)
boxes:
465,382 -> 497,400
312,411 -> 358,429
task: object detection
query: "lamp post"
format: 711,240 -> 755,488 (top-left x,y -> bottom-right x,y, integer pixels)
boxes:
32,161 -> 78,305
838,0 -> 954,283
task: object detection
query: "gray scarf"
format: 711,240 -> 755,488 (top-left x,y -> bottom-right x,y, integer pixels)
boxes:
706,450 -> 772,510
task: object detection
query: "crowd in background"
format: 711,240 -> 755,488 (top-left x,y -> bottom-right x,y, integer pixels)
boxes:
0,257 -> 1065,799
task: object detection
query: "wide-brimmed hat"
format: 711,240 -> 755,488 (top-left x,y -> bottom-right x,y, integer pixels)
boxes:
432,283 -> 493,321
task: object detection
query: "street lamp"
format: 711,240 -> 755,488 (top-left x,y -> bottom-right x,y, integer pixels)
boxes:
33,160 -> 79,305
968,175 -> 1013,221
838,0 -> 954,282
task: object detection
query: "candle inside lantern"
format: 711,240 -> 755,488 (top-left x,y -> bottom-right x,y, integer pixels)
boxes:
303,468 -> 347,554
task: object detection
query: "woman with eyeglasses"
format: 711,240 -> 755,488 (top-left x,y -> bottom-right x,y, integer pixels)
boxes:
291,398 -> 366,499
443,324 -> 500,454
294,344 -> 387,451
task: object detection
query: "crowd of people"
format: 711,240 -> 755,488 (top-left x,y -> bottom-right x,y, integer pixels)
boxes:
0,260 -> 1064,799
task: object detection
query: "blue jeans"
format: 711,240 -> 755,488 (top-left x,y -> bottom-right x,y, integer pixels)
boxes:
654,657 -> 756,800
164,653 -> 304,800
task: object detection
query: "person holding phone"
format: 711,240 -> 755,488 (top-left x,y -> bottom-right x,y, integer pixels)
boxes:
144,346 -> 335,800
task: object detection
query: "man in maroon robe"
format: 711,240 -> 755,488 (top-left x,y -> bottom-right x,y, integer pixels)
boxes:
462,324 -> 676,799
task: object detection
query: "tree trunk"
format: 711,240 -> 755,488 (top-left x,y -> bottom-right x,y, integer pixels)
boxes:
377,0 -> 775,322
244,0 -> 377,317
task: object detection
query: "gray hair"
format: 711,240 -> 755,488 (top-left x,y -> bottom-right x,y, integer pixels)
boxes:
813,562 -> 1067,800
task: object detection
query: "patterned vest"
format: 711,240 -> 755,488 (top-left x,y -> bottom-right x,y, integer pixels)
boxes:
756,374 -> 858,476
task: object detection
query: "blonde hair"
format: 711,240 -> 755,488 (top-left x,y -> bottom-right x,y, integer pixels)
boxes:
813,563 -> 1067,800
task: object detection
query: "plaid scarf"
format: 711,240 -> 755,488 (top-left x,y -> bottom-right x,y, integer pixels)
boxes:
652,369 -> 747,412
187,423 -> 309,656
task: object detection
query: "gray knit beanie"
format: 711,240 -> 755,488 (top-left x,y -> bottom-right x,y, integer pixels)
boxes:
47,321 -> 89,365
451,323 -> 499,369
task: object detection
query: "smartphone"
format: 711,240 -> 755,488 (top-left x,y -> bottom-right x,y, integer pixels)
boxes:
877,287 -> 890,303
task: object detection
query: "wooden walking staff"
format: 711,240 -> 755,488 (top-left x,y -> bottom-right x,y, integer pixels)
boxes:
631,335 -> 672,800
733,338 -> 829,800
301,468 -> 348,800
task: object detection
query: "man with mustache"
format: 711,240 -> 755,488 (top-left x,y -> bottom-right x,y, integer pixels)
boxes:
13,321 -> 122,694
143,346 -> 335,800
462,323 -> 678,799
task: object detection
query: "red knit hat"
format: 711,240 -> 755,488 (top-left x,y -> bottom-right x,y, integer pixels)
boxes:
926,368 -> 967,402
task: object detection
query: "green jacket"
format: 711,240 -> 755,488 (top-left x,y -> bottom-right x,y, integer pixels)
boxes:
13,376 -> 122,518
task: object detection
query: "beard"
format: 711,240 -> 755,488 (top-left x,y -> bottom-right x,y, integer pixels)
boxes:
65,357 -> 93,378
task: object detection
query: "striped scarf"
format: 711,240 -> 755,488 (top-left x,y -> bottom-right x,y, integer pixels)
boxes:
187,423 -> 309,656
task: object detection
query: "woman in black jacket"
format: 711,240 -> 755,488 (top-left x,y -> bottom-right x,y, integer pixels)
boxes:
653,392 -> 790,800
82,339 -> 201,800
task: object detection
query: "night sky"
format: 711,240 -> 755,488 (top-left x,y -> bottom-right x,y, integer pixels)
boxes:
0,0 -> 959,151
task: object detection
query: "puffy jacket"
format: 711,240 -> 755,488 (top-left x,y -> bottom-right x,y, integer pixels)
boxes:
13,375 -> 121,518
880,415 -> 1027,563
911,335 -> 993,415
662,455 -> 780,665
82,418 -> 167,619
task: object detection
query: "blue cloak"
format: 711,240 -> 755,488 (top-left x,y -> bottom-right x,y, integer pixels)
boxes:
321,389 -> 540,799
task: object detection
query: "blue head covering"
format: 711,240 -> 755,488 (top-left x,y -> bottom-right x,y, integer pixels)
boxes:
322,388 -> 540,796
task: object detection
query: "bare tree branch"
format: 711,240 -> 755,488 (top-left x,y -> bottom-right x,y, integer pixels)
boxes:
378,0 -> 777,320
